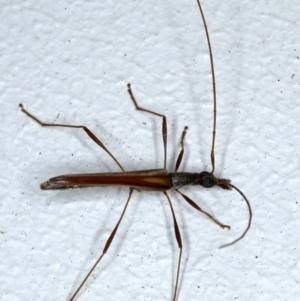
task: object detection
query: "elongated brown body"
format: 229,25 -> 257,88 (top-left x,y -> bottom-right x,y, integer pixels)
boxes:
41,169 -> 171,191
40,169 -> 212,191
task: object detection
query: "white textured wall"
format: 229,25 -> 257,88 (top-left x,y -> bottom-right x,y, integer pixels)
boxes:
1,0 -> 299,300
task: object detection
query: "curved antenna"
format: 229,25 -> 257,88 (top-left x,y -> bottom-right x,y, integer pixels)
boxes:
216,182 -> 252,249
196,0 -> 217,173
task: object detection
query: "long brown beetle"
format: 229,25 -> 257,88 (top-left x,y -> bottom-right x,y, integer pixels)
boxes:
19,1 -> 252,300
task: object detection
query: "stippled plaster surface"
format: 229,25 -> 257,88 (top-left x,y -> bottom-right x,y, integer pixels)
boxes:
1,1 -> 299,300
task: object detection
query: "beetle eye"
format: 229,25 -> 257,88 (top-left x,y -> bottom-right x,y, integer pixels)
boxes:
202,175 -> 214,188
